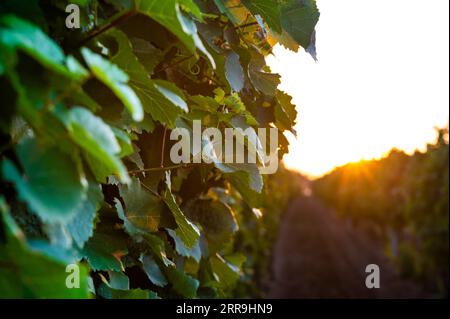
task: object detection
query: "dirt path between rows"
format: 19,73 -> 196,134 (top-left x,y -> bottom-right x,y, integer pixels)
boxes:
267,196 -> 426,298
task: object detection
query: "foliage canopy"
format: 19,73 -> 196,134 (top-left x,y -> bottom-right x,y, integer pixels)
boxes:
0,0 -> 319,298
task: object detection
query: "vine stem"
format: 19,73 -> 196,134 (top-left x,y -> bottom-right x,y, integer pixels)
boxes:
128,163 -> 197,175
139,181 -> 161,198
234,21 -> 259,30
155,54 -> 195,74
160,127 -> 168,167
77,10 -> 137,48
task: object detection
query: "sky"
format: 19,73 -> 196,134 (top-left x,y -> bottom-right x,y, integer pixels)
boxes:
266,0 -> 449,178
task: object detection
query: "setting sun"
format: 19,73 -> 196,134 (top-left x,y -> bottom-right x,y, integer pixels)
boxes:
267,0 -> 449,178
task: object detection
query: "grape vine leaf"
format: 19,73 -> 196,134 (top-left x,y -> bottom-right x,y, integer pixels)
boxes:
242,0 -> 282,33
184,199 -> 238,253
112,127 -> 134,157
0,15 -> 64,72
280,0 -> 320,49
0,203 -> 90,298
81,48 -> 144,122
248,55 -> 280,96
166,266 -> 199,298
115,199 -> 139,237
80,225 -> 128,271
118,177 -> 164,233
210,254 -> 241,290
268,28 -> 300,52
108,271 -> 130,290
225,52 -> 245,92
66,182 -> 103,248
213,0 -> 248,26
134,0 -> 215,68
140,254 -> 168,287
163,172 -> 200,248
178,0 -> 204,20
0,240 -> 90,298
163,187 -> 200,249
2,138 -> 87,223
275,90 -> 297,133
129,37 -> 163,76
167,228 -> 202,262
220,163 -> 263,207
57,106 -> 130,183
109,29 -> 187,128
145,235 -> 175,268
153,79 -> 189,112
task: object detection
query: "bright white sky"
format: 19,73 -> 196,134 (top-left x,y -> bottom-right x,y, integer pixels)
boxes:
267,0 -> 449,178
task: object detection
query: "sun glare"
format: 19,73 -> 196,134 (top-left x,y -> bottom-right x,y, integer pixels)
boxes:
267,0 -> 449,178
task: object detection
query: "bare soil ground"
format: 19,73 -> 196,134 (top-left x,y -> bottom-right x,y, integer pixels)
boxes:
268,196 -> 426,298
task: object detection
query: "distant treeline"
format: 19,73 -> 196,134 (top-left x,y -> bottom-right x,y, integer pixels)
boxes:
313,128 -> 449,297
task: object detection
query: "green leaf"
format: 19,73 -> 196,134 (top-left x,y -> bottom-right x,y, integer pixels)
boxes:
178,0 -> 204,21
189,94 -> 220,112
69,88 -> 102,113
176,8 -> 216,69
140,254 -> 168,287
167,228 -> 201,262
80,224 -> 128,271
225,52 -> 244,92
58,106 -> 129,183
229,115 -> 266,164
0,205 -> 90,298
306,30 -> 318,60
129,37 -> 163,76
43,222 -> 73,250
2,138 -> 87,223
112,127 -> 134,157
242,0 -> 282,33
166,266 -> 199,298
66,182 -> 103,248
0,243 -> 90,298
163,186 -> 200,249
275,90 -> 297,133
0,15 -> 67,75
108,271 -> 130,290
153,79 -> 188,112
109,29 -> 186,127
142,233 -> 175,267
280,0 -> 320,49
184,199 -> 237,253
66,55 -> 90,81
81,48 -> 144,122
224,92 -> 245,113
115,199 -> 138,237
268,28 -> 300,52
134,0 -> 215,68
216,163 -> 263,206
0,196 -> 23,240
118,177 -> 164,233
163,172 -> 200,248
130,78 -> 184,128
248,54 -> 280,96
210,254 -> 242,290
127,144 -> 145,172
121,109 -> 156,134
213,0 -> 248,26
